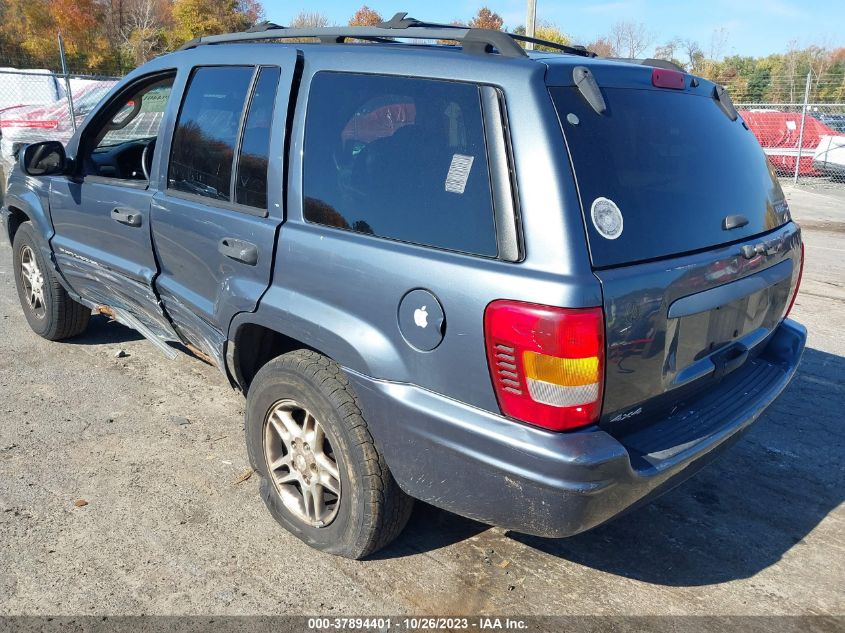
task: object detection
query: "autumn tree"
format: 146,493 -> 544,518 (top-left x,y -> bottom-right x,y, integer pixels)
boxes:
349,6 -> 382,27
586,36 -> 616,57
654,38 -> 686,68
607,21 -> 652,59
469,7 -> 503,31
533,22 -> 570,51
167,0 -> 263,47
513,21 -> 570,52
0,0 -> 58,65
289,11 -> 330,28
117,0 -> 172,65
676,38 -> 700,71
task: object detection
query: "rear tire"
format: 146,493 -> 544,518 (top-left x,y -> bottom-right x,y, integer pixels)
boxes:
245,350 -> 414,559
12,222 -> 90,341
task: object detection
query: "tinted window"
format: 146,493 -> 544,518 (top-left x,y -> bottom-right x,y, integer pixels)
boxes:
550,86 -> 787,268
169,66 -> 253,201
303,73 -> 497,257
235,66 -> 280,208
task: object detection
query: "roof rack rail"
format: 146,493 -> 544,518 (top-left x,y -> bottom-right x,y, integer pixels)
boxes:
508,33 -> 595,58
177,12 -> 594,59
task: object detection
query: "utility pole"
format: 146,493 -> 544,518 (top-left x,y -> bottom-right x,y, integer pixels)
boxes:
793,71 -> 812,184
58,32 -> 77,133
525,0 -> 536,51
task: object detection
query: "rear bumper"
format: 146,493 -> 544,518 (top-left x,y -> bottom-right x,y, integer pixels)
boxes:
346,318 -> 806,538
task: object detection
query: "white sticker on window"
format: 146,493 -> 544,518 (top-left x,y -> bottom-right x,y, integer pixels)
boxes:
445,154 -> 475,194
591,197 -> 624,240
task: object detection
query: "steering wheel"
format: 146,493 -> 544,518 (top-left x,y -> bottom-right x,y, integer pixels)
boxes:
141,138 -> 156,181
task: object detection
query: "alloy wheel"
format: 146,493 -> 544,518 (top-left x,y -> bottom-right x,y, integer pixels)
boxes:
263,399 -> 341,527
19,245 -> 46,319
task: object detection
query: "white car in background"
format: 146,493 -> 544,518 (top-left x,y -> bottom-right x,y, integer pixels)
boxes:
813,135 -> 845,177
0,67 -> 64,111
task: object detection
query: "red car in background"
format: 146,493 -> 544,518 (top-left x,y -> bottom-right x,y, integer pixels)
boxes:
739,109 -> 839,176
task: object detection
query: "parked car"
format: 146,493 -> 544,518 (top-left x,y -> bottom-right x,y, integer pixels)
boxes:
813,134 -> 845,176
816,112 -> 845,134
0,68 -> 67,193
0,15 -> 806,559
0,81 -> 117,163
739,109 -> 838,176
0,67 -> 64,111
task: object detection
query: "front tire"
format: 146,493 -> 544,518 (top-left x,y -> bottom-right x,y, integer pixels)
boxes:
245,350 -> 413,559
12,222 -> 90,341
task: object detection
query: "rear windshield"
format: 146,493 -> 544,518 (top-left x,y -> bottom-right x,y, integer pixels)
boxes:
551,87 -> 788,268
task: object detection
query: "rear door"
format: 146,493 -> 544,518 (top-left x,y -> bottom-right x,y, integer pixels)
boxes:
150,52 -> 296,365
549,72 -> 802,428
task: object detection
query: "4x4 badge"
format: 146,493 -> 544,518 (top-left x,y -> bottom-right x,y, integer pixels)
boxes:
610,406 -> 643,423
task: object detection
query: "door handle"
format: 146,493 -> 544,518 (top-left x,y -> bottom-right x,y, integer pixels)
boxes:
218,237 -> 258,266
111,208 -> 142,227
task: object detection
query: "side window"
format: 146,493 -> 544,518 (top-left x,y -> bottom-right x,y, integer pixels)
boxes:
168,66 -> 254,201
95,82 -> 171,150
303,72 -> 498,257
83,75 -> 174,180
235,66 -> 281,208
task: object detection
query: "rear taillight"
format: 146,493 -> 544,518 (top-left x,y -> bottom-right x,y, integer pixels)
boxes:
0,119 -> 59,129
484,301 -> 605,432
784,241 -> 804,319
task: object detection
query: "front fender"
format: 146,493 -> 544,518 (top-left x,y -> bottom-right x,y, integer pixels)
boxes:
4,174 -> 55,245
4,175 -> 81,301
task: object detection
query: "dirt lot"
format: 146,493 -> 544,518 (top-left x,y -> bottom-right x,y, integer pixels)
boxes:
0,188 -> 843,618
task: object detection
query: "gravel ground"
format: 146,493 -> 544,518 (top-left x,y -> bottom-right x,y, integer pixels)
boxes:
0,193 -> 843,618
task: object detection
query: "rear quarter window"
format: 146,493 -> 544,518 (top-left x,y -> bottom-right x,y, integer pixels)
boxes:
302,72 -> 498,257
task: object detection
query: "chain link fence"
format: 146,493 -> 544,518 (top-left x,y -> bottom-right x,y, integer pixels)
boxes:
735,101 -> 845,190
729,71 -> 845,190
0,68 -> 121,191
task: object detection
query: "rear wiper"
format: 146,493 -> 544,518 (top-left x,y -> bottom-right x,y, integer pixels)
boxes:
573,66 -> 606,115
713,84 -> 738,121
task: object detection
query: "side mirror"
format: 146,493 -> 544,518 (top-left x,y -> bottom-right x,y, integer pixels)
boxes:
19,141 -> 67,176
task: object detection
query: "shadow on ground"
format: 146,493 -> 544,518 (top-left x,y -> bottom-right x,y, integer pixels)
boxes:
67,314 -> 143,346
383,348 -> 845,586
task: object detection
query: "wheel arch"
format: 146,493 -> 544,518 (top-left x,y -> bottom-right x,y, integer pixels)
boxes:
227,322 -> 322,394
227,297 -> 404,395
4,186 -> 54,248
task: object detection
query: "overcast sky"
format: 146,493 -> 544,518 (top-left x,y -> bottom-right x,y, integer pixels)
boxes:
264,0 -> 844,57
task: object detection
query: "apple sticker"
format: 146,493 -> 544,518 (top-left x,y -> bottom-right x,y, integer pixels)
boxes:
414,306 -> 428,328
399,289 -> 445,351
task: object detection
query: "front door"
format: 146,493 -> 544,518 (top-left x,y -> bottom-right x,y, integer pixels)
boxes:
50,72 -> 178,341
150,50 -> 297,365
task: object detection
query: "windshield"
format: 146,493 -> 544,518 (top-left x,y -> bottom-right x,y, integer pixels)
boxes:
551,86 -> 789,268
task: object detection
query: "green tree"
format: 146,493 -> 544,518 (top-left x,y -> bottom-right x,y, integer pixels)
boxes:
513,21 -> 570,52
